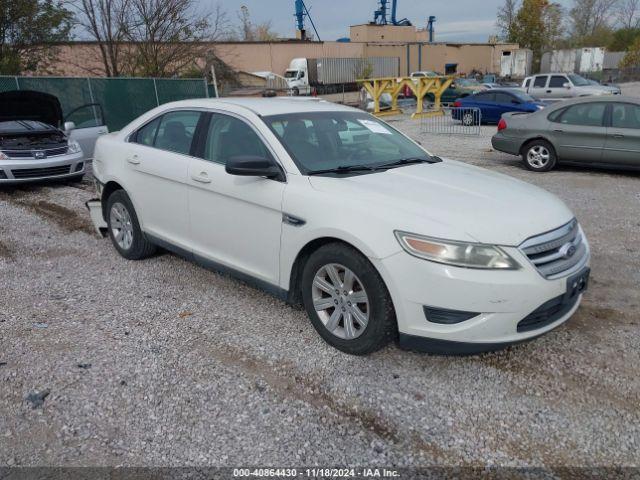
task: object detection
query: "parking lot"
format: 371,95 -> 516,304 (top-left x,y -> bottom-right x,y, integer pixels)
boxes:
1,86 -> 639,469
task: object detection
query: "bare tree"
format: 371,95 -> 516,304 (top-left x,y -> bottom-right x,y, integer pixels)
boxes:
616,0 -> 640,27
235,4 -> 278,41
75,0 -> 130,76
123,0 -> 228,77
569,0 -> 619,39
496,0 -> 520,41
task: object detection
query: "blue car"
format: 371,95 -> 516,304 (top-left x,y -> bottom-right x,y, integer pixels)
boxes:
452,89 -> 544,125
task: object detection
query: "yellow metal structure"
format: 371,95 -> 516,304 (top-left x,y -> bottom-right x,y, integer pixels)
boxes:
358,76 -> 455,119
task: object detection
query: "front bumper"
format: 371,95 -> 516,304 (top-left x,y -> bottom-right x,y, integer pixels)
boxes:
373,242 -> 590,354
0,152 -> 85,183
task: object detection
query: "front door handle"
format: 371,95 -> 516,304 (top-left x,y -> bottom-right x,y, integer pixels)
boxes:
192,172 -> 212,184
553,129 -> 564,133
546,90 -> 552,93
612,133 -> 625,139
126,155 -> 140,165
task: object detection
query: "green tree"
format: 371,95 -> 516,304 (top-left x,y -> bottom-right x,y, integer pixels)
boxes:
609,27 -> 640,50
621,36 -> 640,66
0,0 -> 73,74
497,0 -> 520,42
511,0 -> 564,71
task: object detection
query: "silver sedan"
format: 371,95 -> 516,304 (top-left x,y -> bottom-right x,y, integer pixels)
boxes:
492,96 -> 640,172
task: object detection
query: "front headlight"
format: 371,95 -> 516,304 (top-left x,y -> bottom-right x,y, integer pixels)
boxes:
394,231 -> 520,270
68,140 -> 82,154
0,151 -> 8,160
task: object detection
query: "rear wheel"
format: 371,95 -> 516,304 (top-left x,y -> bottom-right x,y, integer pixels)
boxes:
461,111 -> 477,126
301,243 -> 396,355
106,190 -> 156,260
522,140 -> 557,172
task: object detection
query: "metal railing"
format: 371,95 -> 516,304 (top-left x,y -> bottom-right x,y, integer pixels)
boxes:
420,107 -> 482,136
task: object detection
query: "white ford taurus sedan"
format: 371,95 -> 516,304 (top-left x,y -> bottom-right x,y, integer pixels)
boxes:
90,98 -> 590,355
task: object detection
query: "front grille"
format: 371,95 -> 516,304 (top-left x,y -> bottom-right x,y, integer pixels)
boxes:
520,219 -> 587,279
1,146 -> 68,158
11,165 -> 71,179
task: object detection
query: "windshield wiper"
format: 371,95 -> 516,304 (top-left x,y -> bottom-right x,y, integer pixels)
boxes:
307,164 -> 377,176
374,157 -> 441,170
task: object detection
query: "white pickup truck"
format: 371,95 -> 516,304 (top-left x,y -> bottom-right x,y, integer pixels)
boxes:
522,73 -> 621,100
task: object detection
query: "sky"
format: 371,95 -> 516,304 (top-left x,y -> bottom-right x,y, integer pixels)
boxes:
217,0 -> 574,43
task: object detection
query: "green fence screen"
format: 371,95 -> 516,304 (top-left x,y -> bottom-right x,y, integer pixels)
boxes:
0,76 -> 210,131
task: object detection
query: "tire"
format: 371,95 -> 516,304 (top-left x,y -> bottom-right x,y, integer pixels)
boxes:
522,139 -> 557,172
292,87 -> 300,96
105,190 -> 156,260
461,111 -> 477,126
301,243 -> 396,355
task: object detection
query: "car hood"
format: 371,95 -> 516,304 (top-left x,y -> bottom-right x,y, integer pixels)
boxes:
308,160 -> 574,246
0,90 -> 63,127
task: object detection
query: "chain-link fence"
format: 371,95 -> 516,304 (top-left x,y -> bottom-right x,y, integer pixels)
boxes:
420,107 -> 482,136
0,76 -> 210,131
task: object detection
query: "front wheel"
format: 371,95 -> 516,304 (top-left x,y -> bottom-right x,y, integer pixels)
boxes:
301,243 -> 396,355
522,140 -> 557,172
106,190 -> 156,260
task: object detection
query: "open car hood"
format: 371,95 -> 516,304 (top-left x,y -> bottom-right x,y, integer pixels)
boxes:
0,90 -> 63,128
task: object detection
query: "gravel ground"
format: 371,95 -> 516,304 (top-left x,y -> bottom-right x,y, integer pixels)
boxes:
1,88 -> 639,470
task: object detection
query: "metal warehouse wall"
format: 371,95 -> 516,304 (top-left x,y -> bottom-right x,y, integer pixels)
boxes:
0,76 -> 209,131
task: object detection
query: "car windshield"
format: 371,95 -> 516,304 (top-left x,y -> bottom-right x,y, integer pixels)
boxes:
457,78 -> 480,87
284,71 -> 298,79
263,111 -> 433,175
568,74 -> 590,86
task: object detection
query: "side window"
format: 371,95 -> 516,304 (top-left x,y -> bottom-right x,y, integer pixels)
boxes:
548,108 -> 566,123
154,111 -> 201,155
475,92 -> 496,102
533,76 -> 547,88
494,92 -> 515,104
65,104 -> 105,128
611,103 -> 640,129
549,76 -> 567,88
134,117 -> 161,146
558,103 -> 606,127
203,114 -> 272,165
524,78 -> 531,89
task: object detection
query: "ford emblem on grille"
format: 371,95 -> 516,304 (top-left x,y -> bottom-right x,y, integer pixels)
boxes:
33,151 -> 47,159
559,242 -> 577,259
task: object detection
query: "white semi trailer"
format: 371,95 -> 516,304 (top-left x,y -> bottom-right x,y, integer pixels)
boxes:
284,57 -> 400,95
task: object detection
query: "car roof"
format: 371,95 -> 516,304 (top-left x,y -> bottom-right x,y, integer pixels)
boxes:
161,97 -> 358,116
548,96 -> 639,107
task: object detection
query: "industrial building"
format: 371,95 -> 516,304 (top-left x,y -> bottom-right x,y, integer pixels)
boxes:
46,0 -> 522,80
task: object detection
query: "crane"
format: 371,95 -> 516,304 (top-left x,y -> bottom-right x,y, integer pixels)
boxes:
294,0 -> 321,41
373,0 -> 412,26
427,15 -> 436,42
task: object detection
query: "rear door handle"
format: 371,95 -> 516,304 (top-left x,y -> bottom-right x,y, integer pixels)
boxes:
126,155 -> 140,165
192,172 -> 212,184
553,129 -> 564,133
612,133 -> 625,139
546,90 -> 552,93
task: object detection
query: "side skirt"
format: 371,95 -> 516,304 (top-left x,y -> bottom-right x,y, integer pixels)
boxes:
146,234 -> 289,303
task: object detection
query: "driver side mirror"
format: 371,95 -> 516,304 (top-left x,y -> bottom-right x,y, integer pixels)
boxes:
64,121 -> 76,132
226,155 -> 283,181
511,99 -> 521,105
563,82 -> 571,89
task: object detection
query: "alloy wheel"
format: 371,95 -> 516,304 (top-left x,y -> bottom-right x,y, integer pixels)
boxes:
527,145 -> 550,168
110,202 -> 134,250
311,263 -> 370,340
